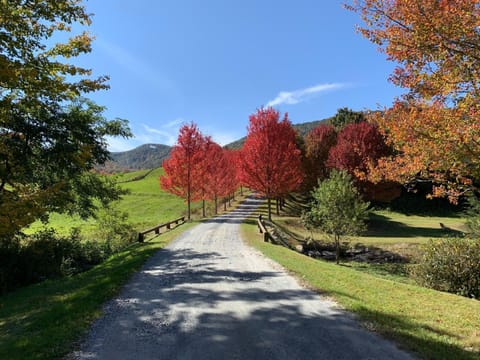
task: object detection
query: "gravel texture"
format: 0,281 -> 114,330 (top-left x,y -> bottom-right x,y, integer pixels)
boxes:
71,197 -> 413,360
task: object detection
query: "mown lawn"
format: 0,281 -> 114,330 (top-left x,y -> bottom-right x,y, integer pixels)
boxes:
275,210 -> 466,247
26,167 -> 202,235
242,223 -> 480,359
0,224 -> 193,360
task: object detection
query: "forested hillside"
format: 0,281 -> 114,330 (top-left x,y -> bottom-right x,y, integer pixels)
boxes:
101,144 -> 172,171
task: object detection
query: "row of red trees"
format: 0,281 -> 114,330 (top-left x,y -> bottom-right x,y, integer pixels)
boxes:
160,124 -> 239,220
161,106 -> 395,220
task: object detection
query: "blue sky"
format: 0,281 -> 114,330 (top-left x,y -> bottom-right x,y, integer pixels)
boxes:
77,0 -> 404,151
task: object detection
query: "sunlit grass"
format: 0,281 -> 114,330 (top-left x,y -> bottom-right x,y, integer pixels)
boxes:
241,222 -> 480,360
25,167 -> 202,236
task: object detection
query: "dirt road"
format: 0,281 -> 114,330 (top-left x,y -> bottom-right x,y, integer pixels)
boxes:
72,197 -> 413,360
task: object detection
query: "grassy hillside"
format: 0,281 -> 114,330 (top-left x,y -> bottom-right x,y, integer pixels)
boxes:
27,168 -> 197,235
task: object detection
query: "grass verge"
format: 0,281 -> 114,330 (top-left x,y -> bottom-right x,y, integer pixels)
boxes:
241,222 -> 480,360
0,223 -> 193,360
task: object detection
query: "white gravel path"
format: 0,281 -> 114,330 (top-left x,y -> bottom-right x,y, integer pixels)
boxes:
71,196 -> 414,360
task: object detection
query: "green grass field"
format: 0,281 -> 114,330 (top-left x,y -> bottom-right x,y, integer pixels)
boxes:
242,198 -> 479,359
7,182 -> 480,359
275,210 -> 466,246
241,221 -> 480,359
26,168 -> 201,236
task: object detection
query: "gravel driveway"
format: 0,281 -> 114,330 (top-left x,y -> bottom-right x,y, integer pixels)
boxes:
71,196 -> 413,360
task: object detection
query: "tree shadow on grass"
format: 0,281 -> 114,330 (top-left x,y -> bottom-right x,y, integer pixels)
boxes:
70,246 -> 480,360
367,213 -> 464,238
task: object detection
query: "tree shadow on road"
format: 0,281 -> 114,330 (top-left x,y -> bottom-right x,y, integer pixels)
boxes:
76,246 -> 420,360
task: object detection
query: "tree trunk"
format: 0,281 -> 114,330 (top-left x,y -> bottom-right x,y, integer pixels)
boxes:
335,234 -> 340,265
240,186 -> 243,196
268,198 -> 272,221
187,167 -> 191,221
276,198 -> 280,216
224,199 -> 227,211
202,199 -> 206,218
214,195 -> 218,215
228,194 -> 231,207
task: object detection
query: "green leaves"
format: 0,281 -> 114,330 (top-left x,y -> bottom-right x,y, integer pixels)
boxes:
0,1 -> 131,240
303,170 -> 369,238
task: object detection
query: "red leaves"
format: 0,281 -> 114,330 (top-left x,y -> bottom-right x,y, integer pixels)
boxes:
327,122 -> 389,176
239,107 -> 304,217
160,123 -> 206,219
304,124 -> 337,189
160,123 -> 240,218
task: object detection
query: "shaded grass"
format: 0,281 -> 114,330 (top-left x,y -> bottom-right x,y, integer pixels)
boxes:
241,223 -> 480,360
0,224 -> 193,360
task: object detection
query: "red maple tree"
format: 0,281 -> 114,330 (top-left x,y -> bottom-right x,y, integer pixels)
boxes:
160,123 -> 206,220
203,141 -> 230,214
326,122 -> 399,201
304,124 -> 337,190
239,107 -> 303,220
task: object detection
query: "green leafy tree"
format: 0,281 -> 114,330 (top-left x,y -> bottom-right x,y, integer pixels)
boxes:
329,107 -> 365,130
0,1 -> 131,241
302,170 -> 369,263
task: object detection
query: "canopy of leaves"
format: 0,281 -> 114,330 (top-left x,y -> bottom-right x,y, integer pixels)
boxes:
347,0 -> 480,106
302,170 -> 369,238
160,123 -> 204,215
327,122 -> 390,177
0,1 -> 131,240
329,107 -> 366,130
347,0 -> 480,200
303,124 -> 337,190
239,107 -> 304,199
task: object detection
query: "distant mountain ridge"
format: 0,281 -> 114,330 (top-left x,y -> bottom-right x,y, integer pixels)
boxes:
102,143 -> 172,171
103,119 -> 331,171
224,118 -> 331,149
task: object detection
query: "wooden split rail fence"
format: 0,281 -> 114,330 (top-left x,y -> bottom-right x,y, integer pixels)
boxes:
138,216 -> 185,242
257,215 -> 272,242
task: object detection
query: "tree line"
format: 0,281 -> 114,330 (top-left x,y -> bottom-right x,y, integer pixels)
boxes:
160,106 -> 392,221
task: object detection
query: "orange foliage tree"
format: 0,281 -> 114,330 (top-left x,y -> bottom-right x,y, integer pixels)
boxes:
239,107 -> 304,220
347,0 -> 480,200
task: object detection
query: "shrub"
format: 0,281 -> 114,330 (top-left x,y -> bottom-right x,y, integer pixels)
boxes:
0,229 -> 111,294
465,194 -> 480,237
0,208 -> 136,294
413,237 -> 480,298
93,207 -> 136,252
302,170 -> 369,263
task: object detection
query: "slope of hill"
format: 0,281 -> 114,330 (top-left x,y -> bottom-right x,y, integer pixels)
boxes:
225,118 -> 331,149
103,144 -> 171,171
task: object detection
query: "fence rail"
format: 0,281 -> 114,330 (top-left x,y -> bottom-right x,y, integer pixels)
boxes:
138,216 -> 185,242
257,215 -> 272,242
